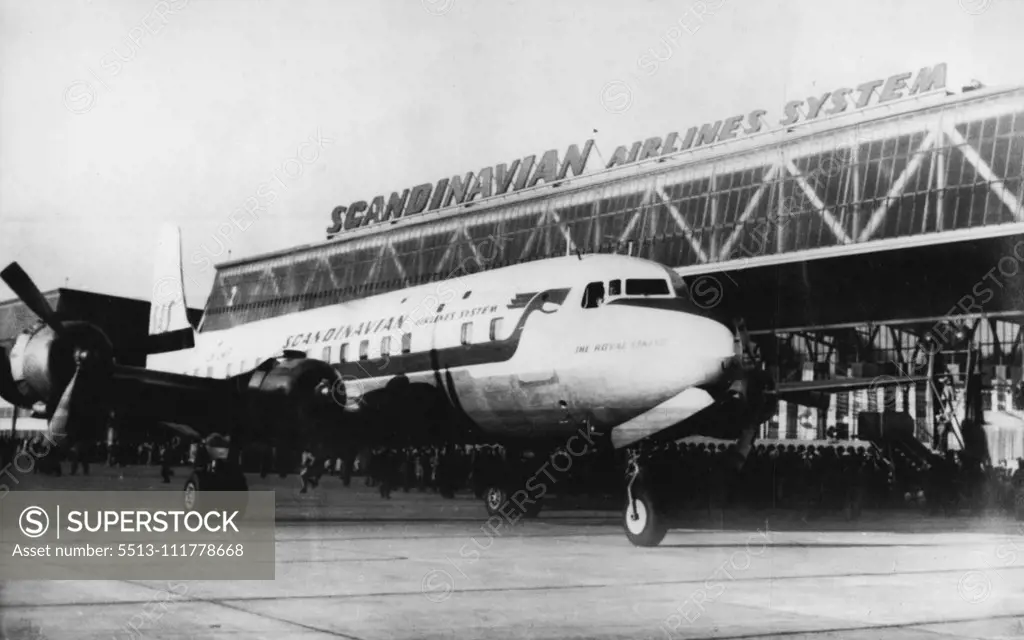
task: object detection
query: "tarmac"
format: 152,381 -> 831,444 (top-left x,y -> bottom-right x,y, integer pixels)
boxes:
1,465 -> 1024,639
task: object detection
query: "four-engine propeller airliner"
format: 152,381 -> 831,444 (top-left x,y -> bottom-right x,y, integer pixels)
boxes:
0,226 -> 928,546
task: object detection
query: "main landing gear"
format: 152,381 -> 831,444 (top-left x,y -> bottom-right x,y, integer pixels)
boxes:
182,435 -> 249,512
483,483 -> 543,519
623,449 -> 667,547
480,448 -> 546,520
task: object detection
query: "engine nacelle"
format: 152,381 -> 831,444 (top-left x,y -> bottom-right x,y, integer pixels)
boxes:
2,321 -> 113,412
242,356 -> 343,445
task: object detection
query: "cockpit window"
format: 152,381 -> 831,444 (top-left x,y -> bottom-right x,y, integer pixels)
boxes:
667,270 -> 688,298
581,281 -> 605,309
625,279 -> 670,296
609,279 -> 621,296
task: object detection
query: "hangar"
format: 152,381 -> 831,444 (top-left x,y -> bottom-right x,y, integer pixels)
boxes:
27,63 -> 1024,460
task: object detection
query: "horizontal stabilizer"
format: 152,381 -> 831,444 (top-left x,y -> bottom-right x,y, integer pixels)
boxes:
144,328 -> 196,355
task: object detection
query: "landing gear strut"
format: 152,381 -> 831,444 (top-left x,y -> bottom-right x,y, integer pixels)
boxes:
182,435 -> 248,512
623,449 -> 667,547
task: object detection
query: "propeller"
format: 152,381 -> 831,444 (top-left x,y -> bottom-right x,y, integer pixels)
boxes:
1,262 -> 113,444
0,262 -> 65,337
48,360 -> 80,441
725,318 -> 776,470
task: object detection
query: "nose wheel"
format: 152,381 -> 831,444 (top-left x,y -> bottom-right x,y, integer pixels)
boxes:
622,450 -> 667,547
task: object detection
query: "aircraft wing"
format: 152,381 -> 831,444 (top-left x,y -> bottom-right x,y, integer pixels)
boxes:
108,364 -> 239,433
773,375 -> 932,410
776,374 -> 931,395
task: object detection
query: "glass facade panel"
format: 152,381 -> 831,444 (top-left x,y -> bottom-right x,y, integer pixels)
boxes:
201,89 -> 1024,332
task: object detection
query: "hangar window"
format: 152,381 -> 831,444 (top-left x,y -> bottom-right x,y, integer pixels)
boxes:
339,343 -> 348,363
401,333 -> 412,354
581,281 -> 605,309
381,336 -> 391,356
359,340 -> 369,361
490,317 -> 503,341
461,322 -> 473,345
625,279 -> 670,296
609,279 -> 622,296
321,346 -> 331,362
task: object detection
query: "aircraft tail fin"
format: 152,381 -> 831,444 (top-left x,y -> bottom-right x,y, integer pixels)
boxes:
148,224 -> 194,343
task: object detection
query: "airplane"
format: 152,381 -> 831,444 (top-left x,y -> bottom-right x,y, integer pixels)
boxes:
0,226 -> 931,546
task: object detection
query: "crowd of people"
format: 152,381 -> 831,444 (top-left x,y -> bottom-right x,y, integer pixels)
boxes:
0,434 -> 190,478
278,440 -> 1024,518
3,430 -> 1022,518
646,441 -> 1024,518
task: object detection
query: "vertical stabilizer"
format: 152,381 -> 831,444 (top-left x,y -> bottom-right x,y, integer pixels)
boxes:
149,224 -> 192,336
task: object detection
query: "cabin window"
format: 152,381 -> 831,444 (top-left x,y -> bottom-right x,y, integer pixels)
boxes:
609,279 -> 622,296
359,340 -> 369,361
581,281 -> 605,309
206,366 -> 213,378
339,343 -> 348,363
437,303 -> 446,313
401,333 -> 412,354
321,346 -> 331,362
461,322 -> 473,346
489,317 -> 503,341
193,368 -> 200,377
625,279 -> 670,296
381,336 -> 391,356
462,291 -> 472,299
225,363 -> 234,376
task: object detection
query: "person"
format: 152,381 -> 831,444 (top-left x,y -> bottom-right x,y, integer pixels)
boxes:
160,440 -> 173,484
259,445 -> 273,479
299,448 -> 322,494
378,449 -> 393,500
69,441 -> 90,476
340,455 -> 351,487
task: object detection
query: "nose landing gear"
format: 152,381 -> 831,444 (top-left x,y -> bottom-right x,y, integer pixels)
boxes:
622,449 -> 667,547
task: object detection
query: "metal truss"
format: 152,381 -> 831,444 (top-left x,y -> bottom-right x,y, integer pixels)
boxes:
202,88 -> 1024,332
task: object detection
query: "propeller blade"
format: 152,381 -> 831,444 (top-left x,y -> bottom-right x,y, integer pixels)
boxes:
48,366 -> 79,441
1,263 -> 64,337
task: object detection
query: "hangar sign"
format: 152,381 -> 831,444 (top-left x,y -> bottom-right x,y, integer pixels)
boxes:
326,140 -> 595,236
326,63 -> 947,238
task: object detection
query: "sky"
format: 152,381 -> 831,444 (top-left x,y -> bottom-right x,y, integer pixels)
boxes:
1,0 -> 1021,308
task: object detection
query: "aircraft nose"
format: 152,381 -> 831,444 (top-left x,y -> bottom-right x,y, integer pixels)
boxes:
688,314 -> 736,361
560,306 -> 739,423
608,309 -> 736,396
667,312 -> 736,381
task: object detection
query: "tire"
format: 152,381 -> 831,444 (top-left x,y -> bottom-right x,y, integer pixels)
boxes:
484,485 -> 508,517
183,471 -> 206,511
183,470 -> 249,515
623,489 -> 668,547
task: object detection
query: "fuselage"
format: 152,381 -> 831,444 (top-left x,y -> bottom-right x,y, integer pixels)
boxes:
148,255 -> 737,440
